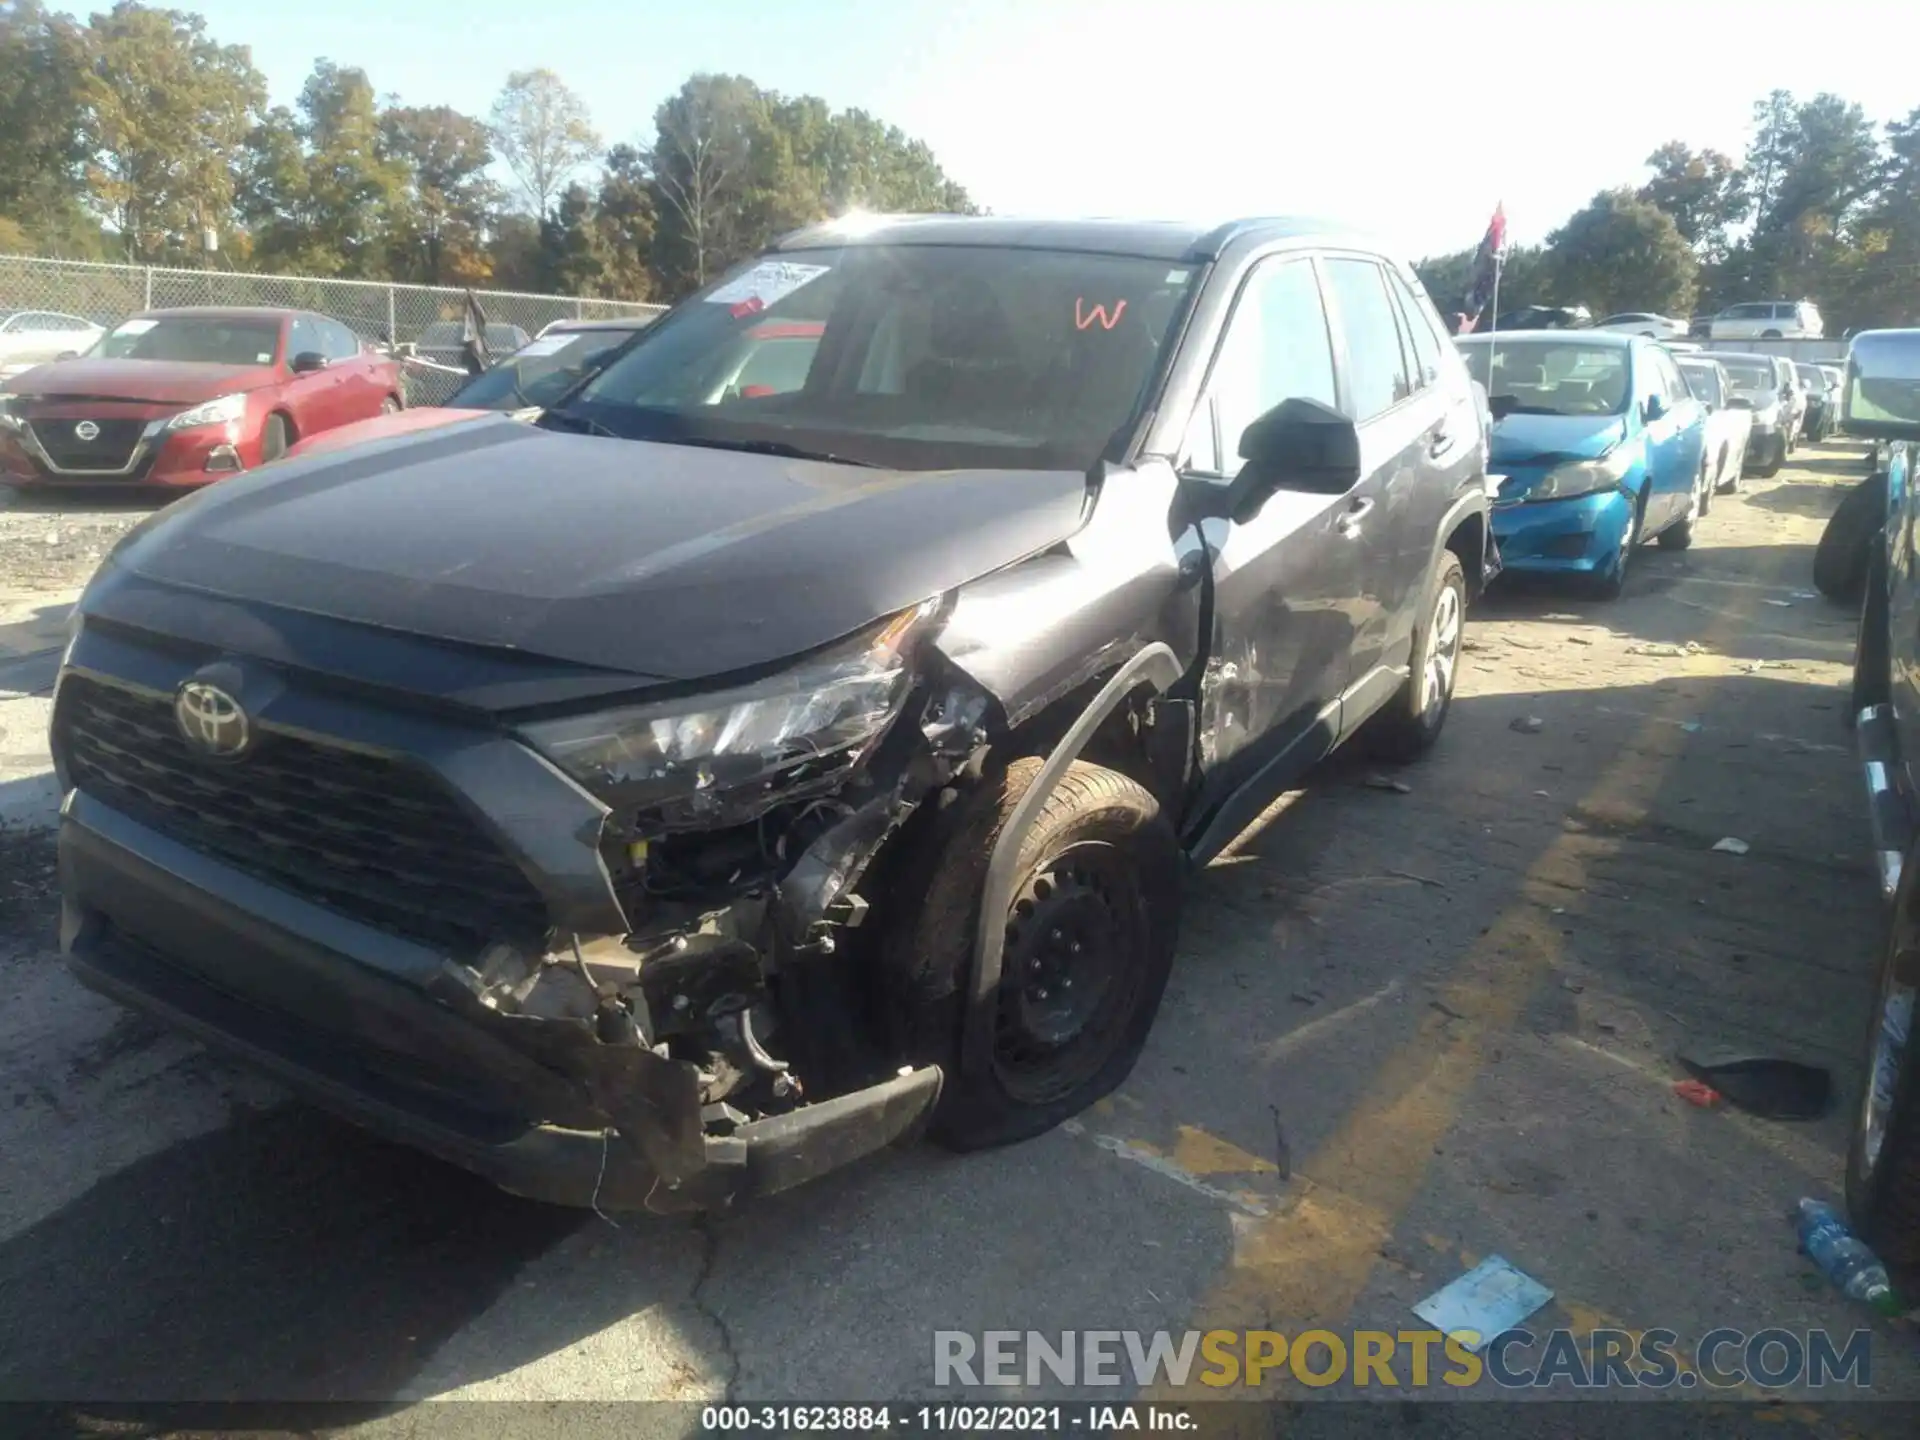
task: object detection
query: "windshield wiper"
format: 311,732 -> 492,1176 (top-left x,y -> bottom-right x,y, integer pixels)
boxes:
540,405 -> 621,438
657,435 -> 882,468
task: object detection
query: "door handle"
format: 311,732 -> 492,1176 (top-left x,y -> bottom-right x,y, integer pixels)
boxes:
1428,424 -> 1452,456
1335,497 -> 1374,537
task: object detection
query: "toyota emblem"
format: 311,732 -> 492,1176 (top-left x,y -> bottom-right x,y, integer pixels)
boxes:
74,420 -> 100,442
174,681 -> 251,758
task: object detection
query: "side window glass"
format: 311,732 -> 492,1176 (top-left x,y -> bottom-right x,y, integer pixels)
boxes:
1386,268 -> 1443,391
1324,258 -> 1413,422
1206,257 -> 1338,478
327,322 -> 361,360
289,318 -> 323,363
1178,398 -> 1220,475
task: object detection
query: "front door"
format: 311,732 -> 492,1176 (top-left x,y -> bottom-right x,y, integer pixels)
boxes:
1180,254 -> 1366,834
1634,342 -> 1692,530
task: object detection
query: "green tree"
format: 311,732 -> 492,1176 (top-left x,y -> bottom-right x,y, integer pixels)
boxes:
381,103 -> 500,284
1414,243 -> 1554,319
1833,105 -> 1920,329
490,68 -> 601,219
242,61 -> 409,277
78,2 -> 265,262
537,182 -> 608,294
595,144 -> 657,300
1636,142 -> 1746,258
644,73 -> 764,293
486,213 -> 544,292
1544,189 -> 1698,318
0,1 -> 102,255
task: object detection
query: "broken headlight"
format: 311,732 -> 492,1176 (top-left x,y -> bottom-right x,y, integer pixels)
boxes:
1531,446 -> 1633,501
522,601 -> 937,820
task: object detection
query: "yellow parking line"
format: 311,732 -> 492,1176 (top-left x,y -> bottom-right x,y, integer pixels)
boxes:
1146,538 -> 1797,1404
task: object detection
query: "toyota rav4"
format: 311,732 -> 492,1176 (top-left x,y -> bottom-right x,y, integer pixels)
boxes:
52,215 -> 1493,1212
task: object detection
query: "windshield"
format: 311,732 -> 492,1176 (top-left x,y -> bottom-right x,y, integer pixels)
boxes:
1720,360 -> 1773,389
562,245 -> 1198,471
1796,364 -> 1824,387
448,327 -> 644,409
1679,365 -> 1721,404
1456,339 -> 1629,416
91,315 -> 281,366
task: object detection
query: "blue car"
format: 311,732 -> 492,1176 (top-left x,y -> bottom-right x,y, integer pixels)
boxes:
1456,331 -> 1710,598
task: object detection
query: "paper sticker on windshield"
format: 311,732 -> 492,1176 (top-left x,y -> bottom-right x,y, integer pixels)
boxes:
511,335 -> 572,358
114,318 -> 158,335
705,262 -> 830,314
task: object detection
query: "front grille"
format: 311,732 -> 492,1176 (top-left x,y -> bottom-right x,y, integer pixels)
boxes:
28,418 -> 146,471
56,674 -> 551,952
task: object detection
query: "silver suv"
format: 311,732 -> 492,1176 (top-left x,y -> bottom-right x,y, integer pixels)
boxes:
1707,300 -> 1824,341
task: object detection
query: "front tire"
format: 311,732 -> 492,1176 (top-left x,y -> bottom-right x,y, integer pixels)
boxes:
1815,472 -> 1887,605
1365,551 -> 1467,762
879,757 -> 1182,1151
261,413 -> 291,462
1589,491 -> 1644,599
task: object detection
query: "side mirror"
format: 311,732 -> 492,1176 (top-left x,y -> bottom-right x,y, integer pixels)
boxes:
1644,394 -> 1668,422
290,350 -> 327,374
1218,398 -> 1362,520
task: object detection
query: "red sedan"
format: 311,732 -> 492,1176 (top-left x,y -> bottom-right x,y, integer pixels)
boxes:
0,307 -> 403,490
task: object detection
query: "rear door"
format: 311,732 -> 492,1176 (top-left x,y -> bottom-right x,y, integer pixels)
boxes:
1316,255 -> 1433,690
1180,251 -> 1362,813
322,319 -> 384,418
1644,344 -> 1706,526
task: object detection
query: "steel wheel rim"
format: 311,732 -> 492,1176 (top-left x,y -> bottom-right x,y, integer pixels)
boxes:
1422,584 -> 1462,714
1862,945 -> 1915,1178
993,839 -> 1148,1105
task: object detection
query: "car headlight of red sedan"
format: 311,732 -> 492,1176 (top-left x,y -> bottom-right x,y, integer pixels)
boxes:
163,393 -> 249,432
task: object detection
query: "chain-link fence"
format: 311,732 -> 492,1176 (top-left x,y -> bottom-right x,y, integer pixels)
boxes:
0,254 -> 667,406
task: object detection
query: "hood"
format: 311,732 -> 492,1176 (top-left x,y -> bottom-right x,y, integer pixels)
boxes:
109,415 -> 1096,682
5,358 -> 278,405
284,406 -> 490,460
1489,411 -> 1627,466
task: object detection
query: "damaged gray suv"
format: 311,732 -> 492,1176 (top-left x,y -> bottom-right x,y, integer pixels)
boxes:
53,216 -> 1492,1211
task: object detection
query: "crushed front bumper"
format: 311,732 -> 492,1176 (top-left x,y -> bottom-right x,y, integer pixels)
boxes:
59,794 -> 942,1213
1489,488 -> 1633,574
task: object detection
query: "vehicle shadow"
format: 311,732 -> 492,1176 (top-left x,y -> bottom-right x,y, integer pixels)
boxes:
1740,478 -> 1862,520
0,658 -> 1895,1410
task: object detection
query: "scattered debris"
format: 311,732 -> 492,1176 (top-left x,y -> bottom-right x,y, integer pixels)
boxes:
1796,1199 -> 1903,1316
1534,789 -> 1550,797
1742,660 -> 1772,674
1626,641 -> 1703,657
1679,1050 -> 1832,1121
1792,591 -> 1819,601
1510,715 -> 1545,734
1386,867 -> 1445,889
1290,990 -> 1320,1006
1561,978 -> 1585,993
1711,837 -> 1750,855
1566,634 -> 1594,645
1505,635 -> 1541,650
1680,721 -> 1703,733
43,531 -> 61,546
1763,599 -> 1794,608
1430,999 -> 1466,1021
1412,1257 -> 1554,1353
1673,1078 -> 1723,1108
1364,774 -> 1413,794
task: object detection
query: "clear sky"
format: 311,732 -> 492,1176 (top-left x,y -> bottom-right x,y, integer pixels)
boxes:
167,0 -> 1914,260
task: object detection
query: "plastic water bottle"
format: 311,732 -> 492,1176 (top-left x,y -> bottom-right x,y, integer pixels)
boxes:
1796,1199 -> 1902,1317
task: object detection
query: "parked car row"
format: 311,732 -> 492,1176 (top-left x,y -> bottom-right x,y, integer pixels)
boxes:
0,307 -> 665,490
0,307 -> 405,488
1479,300 -> 1828,342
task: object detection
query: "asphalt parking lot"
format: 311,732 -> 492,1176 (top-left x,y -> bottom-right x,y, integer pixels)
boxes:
2,446 -> 1917,1430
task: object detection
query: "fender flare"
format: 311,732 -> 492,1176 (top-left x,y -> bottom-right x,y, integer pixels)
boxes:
1430,488 -> 1496,592
960,641 -> 1184,1077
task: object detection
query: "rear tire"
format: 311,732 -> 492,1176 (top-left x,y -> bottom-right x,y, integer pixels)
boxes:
1814,472 -> 1887,605
1846,861 -> 1920,1283
1763,329 -> 1783,339
381,394 -> 401,414
261,414 -> 291,462
878,756 -> 1182,1151
1364,551 -> 1467,762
